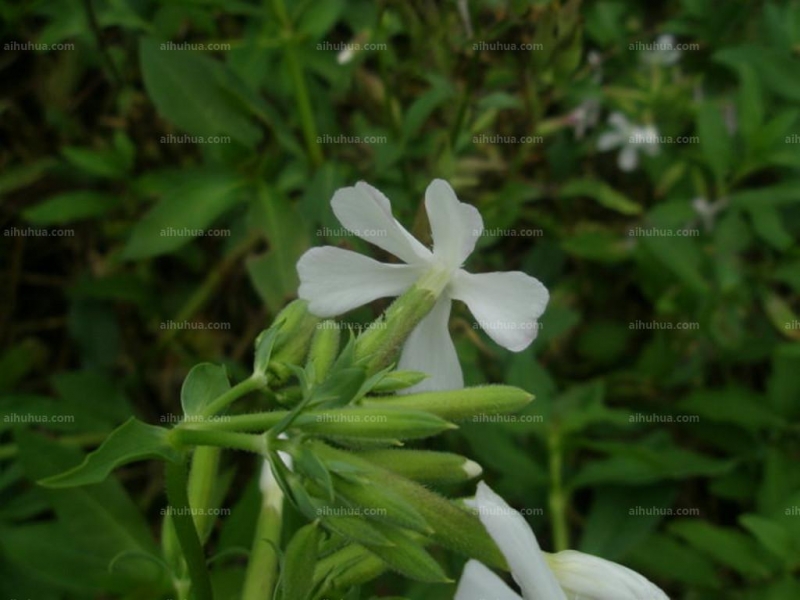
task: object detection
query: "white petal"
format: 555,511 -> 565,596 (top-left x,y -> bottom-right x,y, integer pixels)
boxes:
424,179 -> 483,270
547,551 -> 669,600
455,560 -> 522,600
331,182 -> 431,265
618,145 -> 638,172
474,482 -> 567,600
608,112 -> 630,132
297,247 -> 422,317
450,270 -> 549,352
397,295 -> 463,392
596,131 -> 623,152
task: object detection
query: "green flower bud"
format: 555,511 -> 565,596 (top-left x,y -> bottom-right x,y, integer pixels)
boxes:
307,320 -> 341,384
295,407 -> 456,441
266,300 -> 319,381
355,449 -> 483,484
360,384 -> 534,421
353,284 -> 438,376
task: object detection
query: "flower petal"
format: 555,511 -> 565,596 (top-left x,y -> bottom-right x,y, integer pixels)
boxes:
596,131 -> 624,151
331,182 -> 432,265
297,246 -> 422,317
455,560 -> 522,600
474,482 -> 567,600
397,295 -> 463,392
618,144 -> 638,172
450,270 -> 549,352
546,550 -> 669,600
425,179 -> 483,270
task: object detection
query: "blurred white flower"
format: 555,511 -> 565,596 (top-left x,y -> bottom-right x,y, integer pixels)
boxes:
642,34 -> 681,66
597,112 -> 660,172
691,196 -> 728,231
570,98 -> 601,139
296,180 -> 549,392
455,482 -> 670,600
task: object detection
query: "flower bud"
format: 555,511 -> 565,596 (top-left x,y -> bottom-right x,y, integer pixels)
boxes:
544,550 -> 669,600
295,407 -> 456,441
264,300 -> 319,381
307,320 -> 341,383
354,284 -> 438,376
356,449 -> 482,484
360,385 -> 534,421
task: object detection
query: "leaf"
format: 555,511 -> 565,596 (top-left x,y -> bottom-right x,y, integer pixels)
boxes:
139,37 -> 261,146
561,178 -> 642,215
181,363 -> 231,418
677,388 -> 786,432
639,234 -> 710,294
740,514 -> 800,566
61,146 -> 130,179
246,186 -> 308,314
282,522 -> 322,600
747,207 -> 793,252
122,171 -> 245,259
696,103 -> 732,183
39,418 -> 181,488
23,191 -> 120,225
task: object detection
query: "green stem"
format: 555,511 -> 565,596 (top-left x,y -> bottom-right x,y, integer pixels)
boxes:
187,446 -> 221,543
201,374 -> 267,417
165,460 -> 214,600
548,428 -> 569,552
273,0 -> 323,167
173,429 -> 266,454
241,477 -> 284,600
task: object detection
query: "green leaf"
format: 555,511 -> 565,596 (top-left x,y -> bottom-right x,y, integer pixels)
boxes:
639,234 -> 710,294
748,207 -> 794,252
677,388 -> 785,432
122,171 -> 244,259
560,178 -> 642,215
282,522 -> 322,600
61,146 -> 130,179
740,514 -> 800,566
39,418 -> 181,488
23,191 -> 120,225
181,363 -> 231,418
139,37 -> 261,146
696,103 -> 732,183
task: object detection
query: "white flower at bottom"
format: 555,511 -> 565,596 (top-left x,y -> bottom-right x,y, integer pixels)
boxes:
455,482 -> 669,600
296,179 -> 549,392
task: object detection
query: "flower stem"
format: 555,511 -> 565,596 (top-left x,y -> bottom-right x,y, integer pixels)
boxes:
240,477 -> 284,600
187,446 -> 221,543
172,428 -> 266,454
548,428 -> 569,552
165,459 -> 213,600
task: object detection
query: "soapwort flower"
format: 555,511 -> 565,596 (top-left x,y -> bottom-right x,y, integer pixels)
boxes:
296,180 -> 549,392
456,482 -> 669,600
597,112 -> 660,172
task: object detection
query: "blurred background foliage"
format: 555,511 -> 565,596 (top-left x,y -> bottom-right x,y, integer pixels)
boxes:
1,0 -> 800,598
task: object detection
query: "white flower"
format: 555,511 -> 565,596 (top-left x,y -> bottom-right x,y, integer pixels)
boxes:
597,113 -> 660,172
691,196 -> 728,232
455,482 -> 670,600
296,180 -> 549,392
569,98 -> 601,139
642,34 -> 681,67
